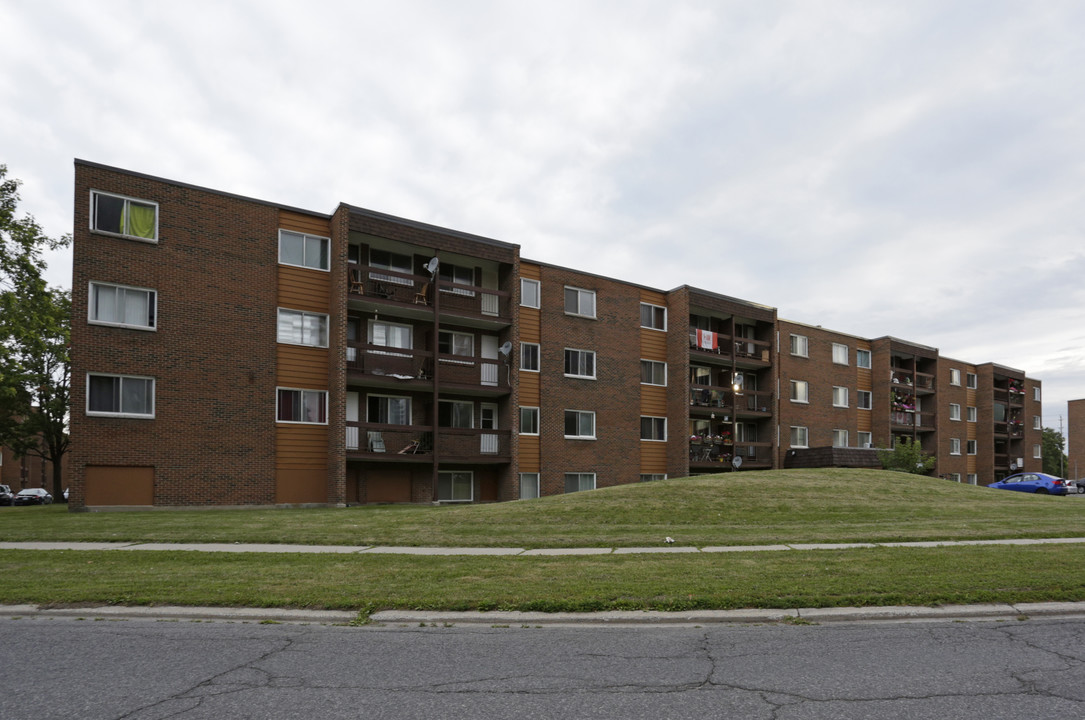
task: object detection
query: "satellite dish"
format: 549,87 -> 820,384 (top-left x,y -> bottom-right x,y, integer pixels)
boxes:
731,455 -> 743,469
425,257 -> 440,275
1009,462 -> 1018,472
498,341 -> 513,357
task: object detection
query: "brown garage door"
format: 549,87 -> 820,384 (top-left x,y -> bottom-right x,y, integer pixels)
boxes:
366,469 -> 412,503
84,466 -> 154,506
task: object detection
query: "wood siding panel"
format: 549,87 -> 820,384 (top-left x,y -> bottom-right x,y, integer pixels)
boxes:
277,345 -> 329,387
84,466 -> 154,506
276,425 -> 329,469
640,329 -> 668,361
519,371 -> 540,405
275,468 -> 326,503
640,442 -> 668,473
278,265 -> 331,313
520,307 -> 541,342
279,211 -> 331,237
518,435 -> 541,471
520,263 -> 542,281
640,385 -> 668,416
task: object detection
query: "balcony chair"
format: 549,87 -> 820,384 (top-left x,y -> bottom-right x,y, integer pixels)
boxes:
367,431 -> 386,453
349,268 -> 365,294
414,283 -> 429,305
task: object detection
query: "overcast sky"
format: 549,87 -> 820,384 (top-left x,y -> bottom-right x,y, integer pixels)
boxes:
2,0 -> 1083,432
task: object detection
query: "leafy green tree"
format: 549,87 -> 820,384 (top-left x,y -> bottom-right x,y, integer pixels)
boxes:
878,437 -> 936,475
1041,427 -> 1067,477
0,164 -> 71,498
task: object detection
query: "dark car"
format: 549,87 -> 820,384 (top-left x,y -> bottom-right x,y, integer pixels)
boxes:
0,484 -> 14,506
989,472 -> 1069,496
12,488 -> 53,505
1070,479 -> 1085,495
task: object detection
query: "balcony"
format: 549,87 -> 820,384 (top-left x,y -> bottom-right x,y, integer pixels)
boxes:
346,423 -> 511,462
348,343 -> 510,394
348,266 -> 512,326
689,439 -> 772,470
733,338 -> 772,367
688,329 -> 733,362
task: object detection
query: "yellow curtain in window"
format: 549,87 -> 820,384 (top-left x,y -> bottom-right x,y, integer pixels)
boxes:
124,204 -> 156,239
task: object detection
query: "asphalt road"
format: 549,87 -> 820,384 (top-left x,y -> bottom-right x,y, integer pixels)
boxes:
3,615 -> 1083,719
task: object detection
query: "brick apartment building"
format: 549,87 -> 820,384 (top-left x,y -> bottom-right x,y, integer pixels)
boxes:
1069,399 -> 1085,480
68,160 -> 1044,508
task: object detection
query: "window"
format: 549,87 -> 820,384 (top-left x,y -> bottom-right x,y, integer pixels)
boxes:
564,349 -> 596,379
564,410 -> 595,439
790,380 -> 809,403
88,282 -> 156,330
640,416 -> 667,441
967,406 -> 977,422
1034,387 -> 1041,401
438,471 -> 473,502
520,278 -> 540,308
519,473 -> 540,499
966,372 -> 977,389
790,334 -> 808,357
950,438 -> 961,455
949,368 -> 961,386
369,320 -> 412,354
832,429 -> 848,447
520,407 -> 539,435
640,360 -> 667,386
832,343 -> 848,365
948,473 -> 962,483
857,349 -> 871,369
967,474 -> 978,485
87,373 -> 154,418
438,400 -> 474,428
276,388 -> 327,424
832,386 -> 848,408
369,248 -> 413,285
277,309 -> 328,347
439,330 -> 474,359
640,303 -> 666,330
520,343 -> 540,372
640,474 -> 667,482
967,440 -> 977,455
858,431 -> 873,448
857,390 -> 872,410
1033,416 -> 1041,430
564,473 -> 596,493
439,263 -> 475,296
564,286 -> 596,318
949,403 -> 961,421
790,426 -> 809,448
278,230 -> 329,271
366,394 -> 411,424
1034,444 -> 1042,459
91,191 -> 158,241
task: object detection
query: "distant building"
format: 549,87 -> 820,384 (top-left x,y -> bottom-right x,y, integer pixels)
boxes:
1069,399 -> 1085,480
68,160 -> 1044,508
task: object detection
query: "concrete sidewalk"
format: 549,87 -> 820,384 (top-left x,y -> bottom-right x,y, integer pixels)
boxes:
3,537 -> 1085,555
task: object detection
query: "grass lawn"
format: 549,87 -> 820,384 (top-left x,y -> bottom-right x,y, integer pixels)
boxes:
2,469 -> 1084,615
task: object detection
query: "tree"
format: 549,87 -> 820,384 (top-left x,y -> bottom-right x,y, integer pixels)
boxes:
1041,427 -> 1067,477
0,164 -> 71,499
878,437 -> 936,475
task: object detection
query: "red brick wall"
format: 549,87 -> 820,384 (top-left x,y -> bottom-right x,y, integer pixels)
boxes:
1069,399 -> 1085,480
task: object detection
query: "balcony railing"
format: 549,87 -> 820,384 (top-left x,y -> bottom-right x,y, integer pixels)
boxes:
437,354 -> 510,390
733,338 -> 771,364
346,422 -> 511,460
689,439 -> 772,467
348,266 -> 512,322
348,342 -> 432,381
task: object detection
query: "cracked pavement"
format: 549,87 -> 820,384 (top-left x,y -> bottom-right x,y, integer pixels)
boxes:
2,616 -> 1084,719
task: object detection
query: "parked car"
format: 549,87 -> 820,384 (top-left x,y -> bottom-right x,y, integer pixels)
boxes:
1069,479 -> 1085,495
989,472 -> 1069,496
0,484 -> 14,506
12,488 -> 53,505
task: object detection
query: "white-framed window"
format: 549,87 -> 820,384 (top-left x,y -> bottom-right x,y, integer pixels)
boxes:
520,278 -> 540,308
366,394 -> 411,424
640,303 -> 666,330
948,473 -> 962,483
640,360 -> 667,386
858,431 -> 873,448
967,406 -> 977,422
640,474 -> 667,482
790,426 -> 809,448
564,410 -> 596,439
966,372 -> 977,389
1033,444 -> 1042,459
949,368 -> 961,386
832,429 -> 848,447
832,386 -> 848,408
439,263 -> 475,296
790,380 -> 809,403
1034,386 -> 1041,401
276,387 -> 327,424
369,248 -> 413,285
1033,416 -> 1041,430
564,472 -> 596,493
438,400 -> 474,428
86,373 -> 155,418
857,349 -> 872,369
88,282 -> 156,330
967,439 -> 977,455
278,229 -> 329,271
519,407 -> 540,435
857,390 -> 872,410
966,473 -> 977,485
519,473 -> 540,499
564,348 -> 596,379
832,343 -> 849,365
368,319 -> 412,354
277,308 -> 328,347
438,471 -> 473,502
564,286 -> 596,318
790,334 -> 808,358
640,416 -> 667,441
520,343 -> 540,372
949,403 -> 961,421
950,438 -> 961,455
90,190 -> 158,242
439,330 -> 474,359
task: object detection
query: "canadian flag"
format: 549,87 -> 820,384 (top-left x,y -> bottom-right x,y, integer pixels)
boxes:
697,329 -> 717,350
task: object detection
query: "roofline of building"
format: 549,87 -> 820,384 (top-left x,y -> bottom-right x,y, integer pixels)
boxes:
521,257 -> 669,296
342,203 -> 519,252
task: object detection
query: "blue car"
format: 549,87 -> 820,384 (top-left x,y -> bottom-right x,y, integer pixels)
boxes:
989,472 -> 1068,495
